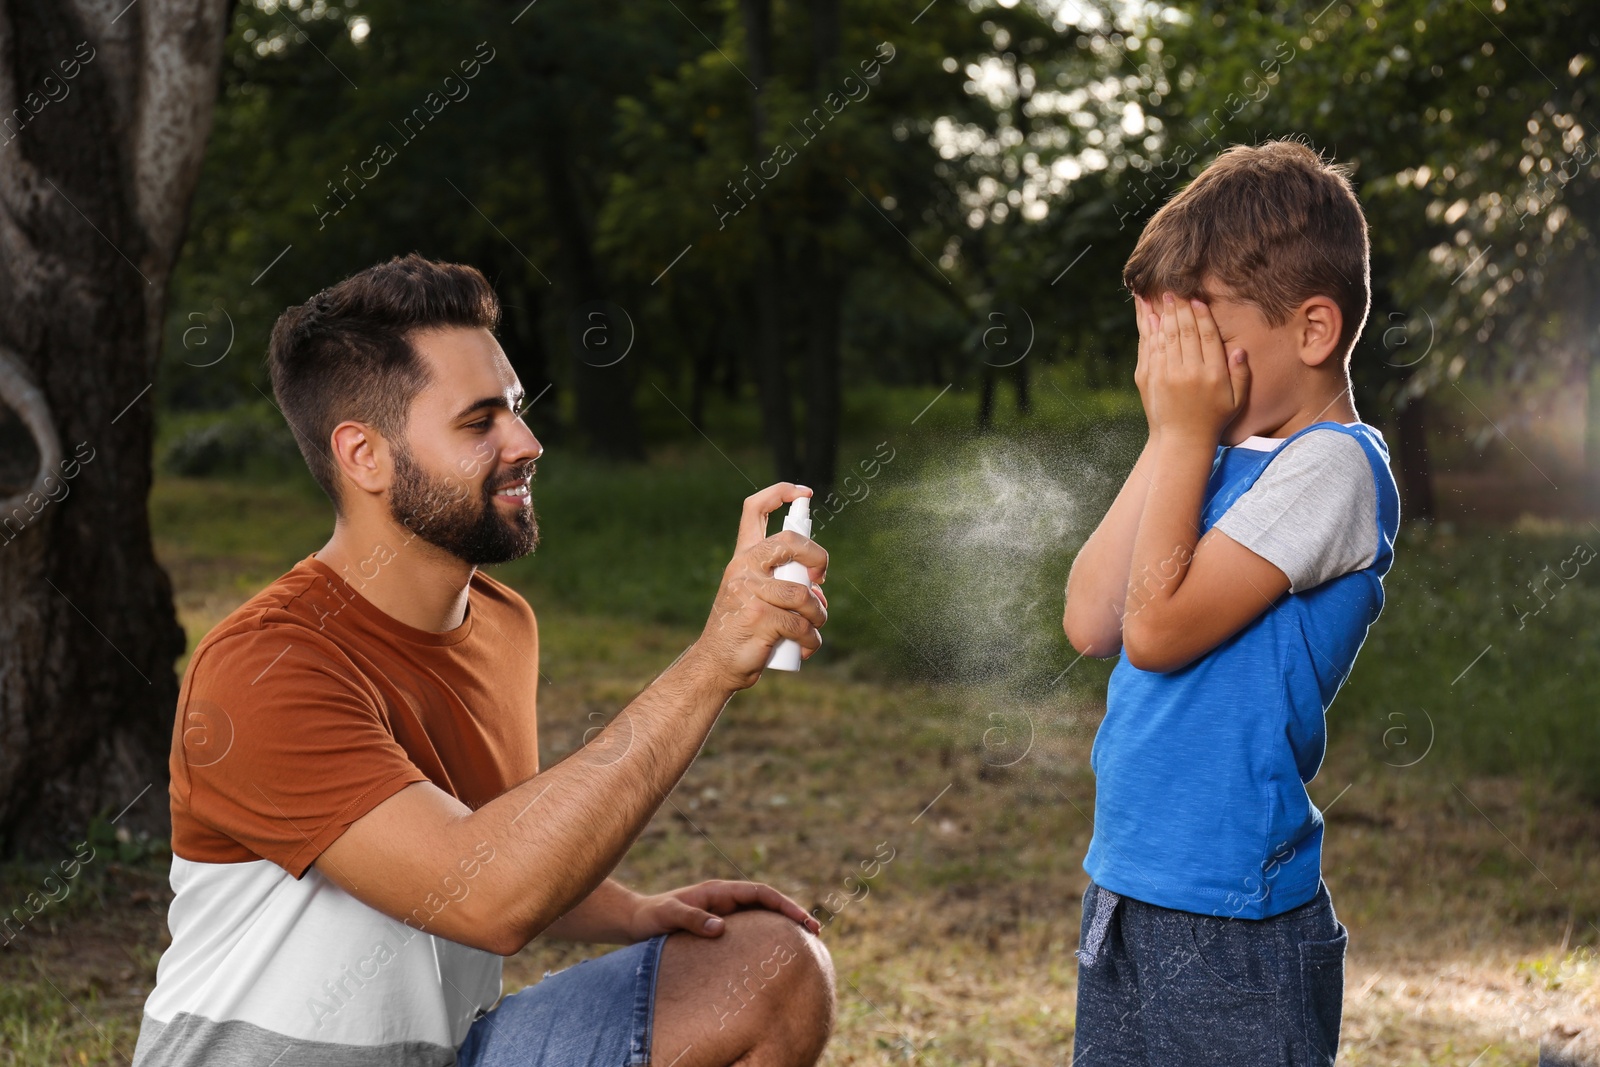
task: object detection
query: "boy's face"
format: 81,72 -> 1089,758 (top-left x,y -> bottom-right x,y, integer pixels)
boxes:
1151,279 -> 1334,445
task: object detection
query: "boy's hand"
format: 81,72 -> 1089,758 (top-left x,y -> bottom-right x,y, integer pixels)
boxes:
1133,294 -> 1160,431
1149,293 -> 1250,443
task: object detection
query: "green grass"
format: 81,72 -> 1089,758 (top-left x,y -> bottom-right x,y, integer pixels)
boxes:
150,370 -> 1600,796
14,380 -> 1600,1064
0,981 -> 142,1066
1337,519 -> 1600,798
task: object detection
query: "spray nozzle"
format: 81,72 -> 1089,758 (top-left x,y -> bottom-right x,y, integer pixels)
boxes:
780,495 -> 812,537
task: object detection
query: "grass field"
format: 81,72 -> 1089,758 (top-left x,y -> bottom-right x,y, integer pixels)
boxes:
3,373 -> 1598,1064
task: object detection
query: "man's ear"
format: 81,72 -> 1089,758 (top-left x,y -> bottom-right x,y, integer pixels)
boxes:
329,420 -> 393,499
1296,296 -> 1344,368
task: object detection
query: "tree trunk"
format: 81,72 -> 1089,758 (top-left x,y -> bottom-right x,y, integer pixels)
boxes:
497,270 -> 557,439
1395,392 -> 1436,522
796,0 -> 842,496
800,264 -> 841,494
1586,332 -> 1600,514
810,0 -> 839,83
676,297 -> 717,428
740,0 -> 797,481
747,264 -> 796,477
536,121 -> 643,462
0,0 -> 231,856
1012,360 -> 1031,415
977,369 -> 997,432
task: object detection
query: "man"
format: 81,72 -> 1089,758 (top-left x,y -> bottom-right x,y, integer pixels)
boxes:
132,254 -> 836,1067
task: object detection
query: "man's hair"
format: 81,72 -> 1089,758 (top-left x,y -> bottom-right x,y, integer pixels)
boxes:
268,253 -> 500,509
1122,138 -> 1371,361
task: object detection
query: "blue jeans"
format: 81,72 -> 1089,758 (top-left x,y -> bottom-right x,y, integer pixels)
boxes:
1073,880 -> 1348,1066
457,935 -> 667,1067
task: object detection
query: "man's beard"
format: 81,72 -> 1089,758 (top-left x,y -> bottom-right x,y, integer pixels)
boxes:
389,446 -> 539,566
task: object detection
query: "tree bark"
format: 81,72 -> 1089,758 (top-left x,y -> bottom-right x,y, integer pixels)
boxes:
1012,360 -> 1030,415
740,0 -> 797,481
796,0 -> 842,495
536,124 -> 644,461
800,263 -> 841,493
978,368 -> 996,432
0,0 -> 231,856
1586,332 -> 1600,515
1395,392 -> 1436,522
496,269 -> 557,441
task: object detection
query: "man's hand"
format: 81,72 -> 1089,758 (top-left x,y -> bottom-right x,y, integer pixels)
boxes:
627,880 -> 822,941
312,500 -> 829,959
1146,293 -> 1250,444
689,482 -> 829,692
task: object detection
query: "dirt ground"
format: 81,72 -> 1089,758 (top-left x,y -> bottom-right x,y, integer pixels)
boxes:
5,605 -> 1596,1066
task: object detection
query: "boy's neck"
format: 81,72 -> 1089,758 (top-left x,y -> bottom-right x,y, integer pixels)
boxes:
1274,389 -> 1360,437
1239,373 -> 1360,442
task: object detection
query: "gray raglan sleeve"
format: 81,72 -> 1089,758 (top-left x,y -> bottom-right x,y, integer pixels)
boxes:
1211,430 -> 1379,593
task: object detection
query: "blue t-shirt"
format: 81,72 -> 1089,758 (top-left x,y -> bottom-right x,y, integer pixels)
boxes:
1082,420 -> 1401,919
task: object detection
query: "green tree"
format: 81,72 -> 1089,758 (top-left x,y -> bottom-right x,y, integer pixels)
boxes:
166,0 -> 720,459
1103,0 -> 1600,516
600,0 -> 1119,482
0,0 -> 230,856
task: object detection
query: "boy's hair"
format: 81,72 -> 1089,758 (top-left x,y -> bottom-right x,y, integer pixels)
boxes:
268,253 -> 500,510
1123,138 -> 1370,361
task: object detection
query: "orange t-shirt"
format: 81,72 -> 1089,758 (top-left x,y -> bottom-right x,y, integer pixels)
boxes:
135,553 -> 540,1064
169,551 -> 541,878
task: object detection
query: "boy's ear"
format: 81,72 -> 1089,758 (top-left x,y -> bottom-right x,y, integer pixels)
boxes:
1296,296 -> 1344,368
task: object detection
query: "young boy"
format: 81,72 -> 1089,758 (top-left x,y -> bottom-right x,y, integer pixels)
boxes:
1062,139 -> 1401,1066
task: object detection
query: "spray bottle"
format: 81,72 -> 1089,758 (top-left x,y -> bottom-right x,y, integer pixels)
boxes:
765,495 -> 813,672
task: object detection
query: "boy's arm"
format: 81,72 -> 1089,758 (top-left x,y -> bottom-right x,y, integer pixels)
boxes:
1063,440 -> 1158,656
1063,296 -> 1162,657
1119,295 -> 1290,673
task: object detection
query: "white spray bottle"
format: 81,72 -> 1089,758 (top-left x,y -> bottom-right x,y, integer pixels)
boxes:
765,495 -> 813,672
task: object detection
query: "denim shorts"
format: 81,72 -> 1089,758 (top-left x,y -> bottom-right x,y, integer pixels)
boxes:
1072,880 -> 1348,1066
456,935 -> 668,1067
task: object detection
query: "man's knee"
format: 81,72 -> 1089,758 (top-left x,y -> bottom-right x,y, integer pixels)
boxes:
718,910 -> 835,1035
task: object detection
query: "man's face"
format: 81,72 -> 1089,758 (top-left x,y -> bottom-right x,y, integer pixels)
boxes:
387,327 -> 543,566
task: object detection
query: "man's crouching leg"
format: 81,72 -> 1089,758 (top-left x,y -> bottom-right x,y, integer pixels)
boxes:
650,908 -> 836,1067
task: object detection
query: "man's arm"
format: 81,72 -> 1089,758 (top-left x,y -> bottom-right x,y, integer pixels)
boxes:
313,483 -> 828,957
540,876 -> 818,944
1118,295 -> 1290,674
